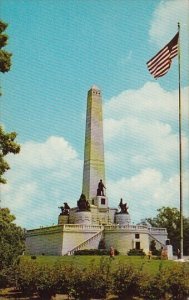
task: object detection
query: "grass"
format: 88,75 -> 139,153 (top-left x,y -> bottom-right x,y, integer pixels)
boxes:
21,255 -> 176,275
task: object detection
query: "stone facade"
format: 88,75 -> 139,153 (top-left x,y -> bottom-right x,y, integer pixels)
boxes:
82,85 -> 105,202
25,223 -> 168,256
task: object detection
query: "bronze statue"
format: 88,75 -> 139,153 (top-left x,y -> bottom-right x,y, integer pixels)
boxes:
97,179 -> 106,196
77,194 -> 90,211
59,202 -> 70,215
119,198 -> 129,214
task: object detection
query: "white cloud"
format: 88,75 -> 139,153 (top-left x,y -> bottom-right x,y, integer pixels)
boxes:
149,0 -> 189,45
104,82 -> 189,178
149,0 -> 189,82
1,136 -> 83,228
104,81 -> 189,220
107,169 -> 189,223
104,82 -> 189,124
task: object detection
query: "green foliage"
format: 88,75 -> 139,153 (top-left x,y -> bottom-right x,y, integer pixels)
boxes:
15,259 -> 111,299
0,20 -> 11,73
74,248 -> 119,255
140,263 -> 189,300
98,238 -> 106,249
0,268 -> 9,288
0,50 -> 11,73
146,206 -> 189,255
0,208 -> 25,269
15,261 -> 39,295
0,126 -> 20,184
35,265 -> 59,299
0,21 -> 20,183
150,240 -> 161,256
6,257 -> 189,299
127,248 -> 146,256
112,264 -> 142,299
139,272 -> 168,300
165,264 -> 189,299
69,266 -> 109,299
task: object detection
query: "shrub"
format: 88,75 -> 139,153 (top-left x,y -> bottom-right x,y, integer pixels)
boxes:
112,264 -> 142,299
70,259 -> 111,299
152,249 -> 161,256
0,268 -> 9,288
139,272 -> 169,300
15,261 -> 39,295
165,264 -> 189,299
35,265 -> 58,300
74,248 -> 119,255
139,263 -> 189,300
127,248 -> 145,256
98,238 -> 106,250
15,261 -> 74,299
55,264 -> 76,296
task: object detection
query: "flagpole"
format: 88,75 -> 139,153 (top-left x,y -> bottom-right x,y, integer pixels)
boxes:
178,22 -> 183,259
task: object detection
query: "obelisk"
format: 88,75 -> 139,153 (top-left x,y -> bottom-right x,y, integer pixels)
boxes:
82,85 -> 105,202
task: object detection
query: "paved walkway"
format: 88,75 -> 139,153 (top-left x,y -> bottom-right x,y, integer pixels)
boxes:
173,255 -> 189,262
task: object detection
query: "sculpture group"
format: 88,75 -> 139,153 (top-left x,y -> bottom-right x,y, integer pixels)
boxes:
118,198 -> 129,214
77,194 -> 90,211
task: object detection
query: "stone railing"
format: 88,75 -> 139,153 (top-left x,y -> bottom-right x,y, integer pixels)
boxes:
66,228 -> 104,256
148,232 -> 166,247
26,224 -> 64,236
148,227 -> 167,234
104,224 -> 148,231
62,224 -> 103,231
104,224 -> 167,234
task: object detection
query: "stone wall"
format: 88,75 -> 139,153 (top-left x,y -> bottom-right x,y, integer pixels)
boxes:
104,228 -> 150,254
62,231 -> 98,255
25,224 -> 167,256
25,226 -> 64,255
68,205 -> 117,226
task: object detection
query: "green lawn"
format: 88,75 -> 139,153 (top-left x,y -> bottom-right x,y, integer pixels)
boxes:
21,255 -> 176,275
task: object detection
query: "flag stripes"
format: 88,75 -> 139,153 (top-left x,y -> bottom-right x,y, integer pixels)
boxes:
147,32 -> 179,78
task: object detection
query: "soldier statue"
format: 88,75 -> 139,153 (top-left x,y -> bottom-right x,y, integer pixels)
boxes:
97,179 -> 106,196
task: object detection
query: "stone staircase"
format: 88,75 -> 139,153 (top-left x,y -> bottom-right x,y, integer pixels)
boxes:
148,232 -> 165,248
66,228 -> 104,255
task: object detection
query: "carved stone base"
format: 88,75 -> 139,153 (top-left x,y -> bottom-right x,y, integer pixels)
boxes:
115,213 -> 131,226
58,214 -> 69,225
74,211 -> 92,225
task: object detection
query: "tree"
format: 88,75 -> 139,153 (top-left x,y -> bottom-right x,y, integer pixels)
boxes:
0,20 -> 12,73
0,20 -> 20,183
0,208 -> 25,269
146,206 -> 189,255
0,126 -> 20,183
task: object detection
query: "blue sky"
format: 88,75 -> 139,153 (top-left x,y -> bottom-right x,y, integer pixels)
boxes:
1,0 -> 189,229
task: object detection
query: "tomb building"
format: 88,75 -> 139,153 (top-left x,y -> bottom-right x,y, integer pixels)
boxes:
26,86 -> 168,256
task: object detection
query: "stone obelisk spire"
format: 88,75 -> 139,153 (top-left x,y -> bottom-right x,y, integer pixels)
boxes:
82,85 -> 105,202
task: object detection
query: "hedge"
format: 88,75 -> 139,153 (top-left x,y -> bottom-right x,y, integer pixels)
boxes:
127,248 -> 146,256
74,248 -> 119,255
1,259 -> 189,299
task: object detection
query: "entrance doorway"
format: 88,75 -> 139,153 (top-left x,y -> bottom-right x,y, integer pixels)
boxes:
135,242 -> 140,250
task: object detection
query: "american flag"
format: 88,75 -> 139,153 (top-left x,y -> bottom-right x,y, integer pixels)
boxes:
147,32 -> 179,79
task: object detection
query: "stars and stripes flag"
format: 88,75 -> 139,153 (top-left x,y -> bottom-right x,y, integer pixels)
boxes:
147,32 -> 179,78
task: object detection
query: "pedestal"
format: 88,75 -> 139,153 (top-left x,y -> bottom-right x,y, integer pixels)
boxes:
93,196 -> 108,209
74,210 -> 92,225
115,213 -> 131,226
58,214 -> 69,225
166,245 -> 173,260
